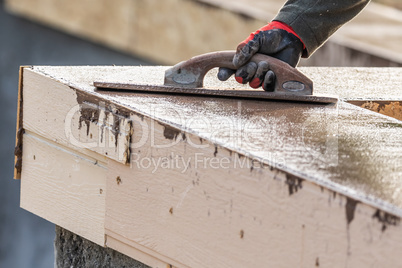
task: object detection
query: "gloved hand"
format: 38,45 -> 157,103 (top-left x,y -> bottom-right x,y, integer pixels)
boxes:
218,21 -> 305,91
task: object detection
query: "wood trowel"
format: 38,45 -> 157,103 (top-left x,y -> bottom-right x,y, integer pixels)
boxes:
94,50 -> 337,104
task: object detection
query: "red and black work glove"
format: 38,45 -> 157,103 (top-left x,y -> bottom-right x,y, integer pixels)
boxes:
218,21 -> 305,91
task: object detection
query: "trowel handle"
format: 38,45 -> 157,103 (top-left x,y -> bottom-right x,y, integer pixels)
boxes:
164,50 -> 313,95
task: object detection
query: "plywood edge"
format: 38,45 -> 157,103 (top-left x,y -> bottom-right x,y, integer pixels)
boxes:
14,66 -> 30,179
106,230 -> 185,268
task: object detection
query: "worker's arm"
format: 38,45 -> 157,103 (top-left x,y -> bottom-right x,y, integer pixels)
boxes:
275,0 -> 371,57
218,0 -> 371,90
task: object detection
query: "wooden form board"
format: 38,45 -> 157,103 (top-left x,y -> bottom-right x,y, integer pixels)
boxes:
17,66 -> 402,267
5,0 -> 402,66
18,68 -> 134,244
21,131 -> 107,245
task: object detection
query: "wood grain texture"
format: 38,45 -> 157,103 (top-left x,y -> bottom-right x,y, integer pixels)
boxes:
20,131 -> 107,245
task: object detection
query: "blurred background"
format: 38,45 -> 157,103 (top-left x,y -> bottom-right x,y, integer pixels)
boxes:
0,1 -> 151,267
0,0 -> 401,267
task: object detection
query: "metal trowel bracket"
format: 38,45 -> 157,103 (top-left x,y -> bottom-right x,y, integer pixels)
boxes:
164,50 -> 313,95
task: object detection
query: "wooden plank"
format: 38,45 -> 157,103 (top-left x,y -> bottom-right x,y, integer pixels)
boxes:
22,68 -> 133,165
14,66 -> 26,179
20,131 -> 107,245
106,230 -> 177,268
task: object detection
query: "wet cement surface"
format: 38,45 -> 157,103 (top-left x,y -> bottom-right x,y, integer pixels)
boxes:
32,66 -> 402,216
0,3 -> 150,266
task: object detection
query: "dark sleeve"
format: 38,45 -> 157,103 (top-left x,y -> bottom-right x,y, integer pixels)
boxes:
274,0 -> 371,57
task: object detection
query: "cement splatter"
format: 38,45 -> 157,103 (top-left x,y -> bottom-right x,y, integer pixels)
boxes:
214,145 -> 218,157
162,123 -> 180,140
285,174 -> 303,195
372,209 -> 400,232
345,197 -> 359,225
14,127 -> 25,175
